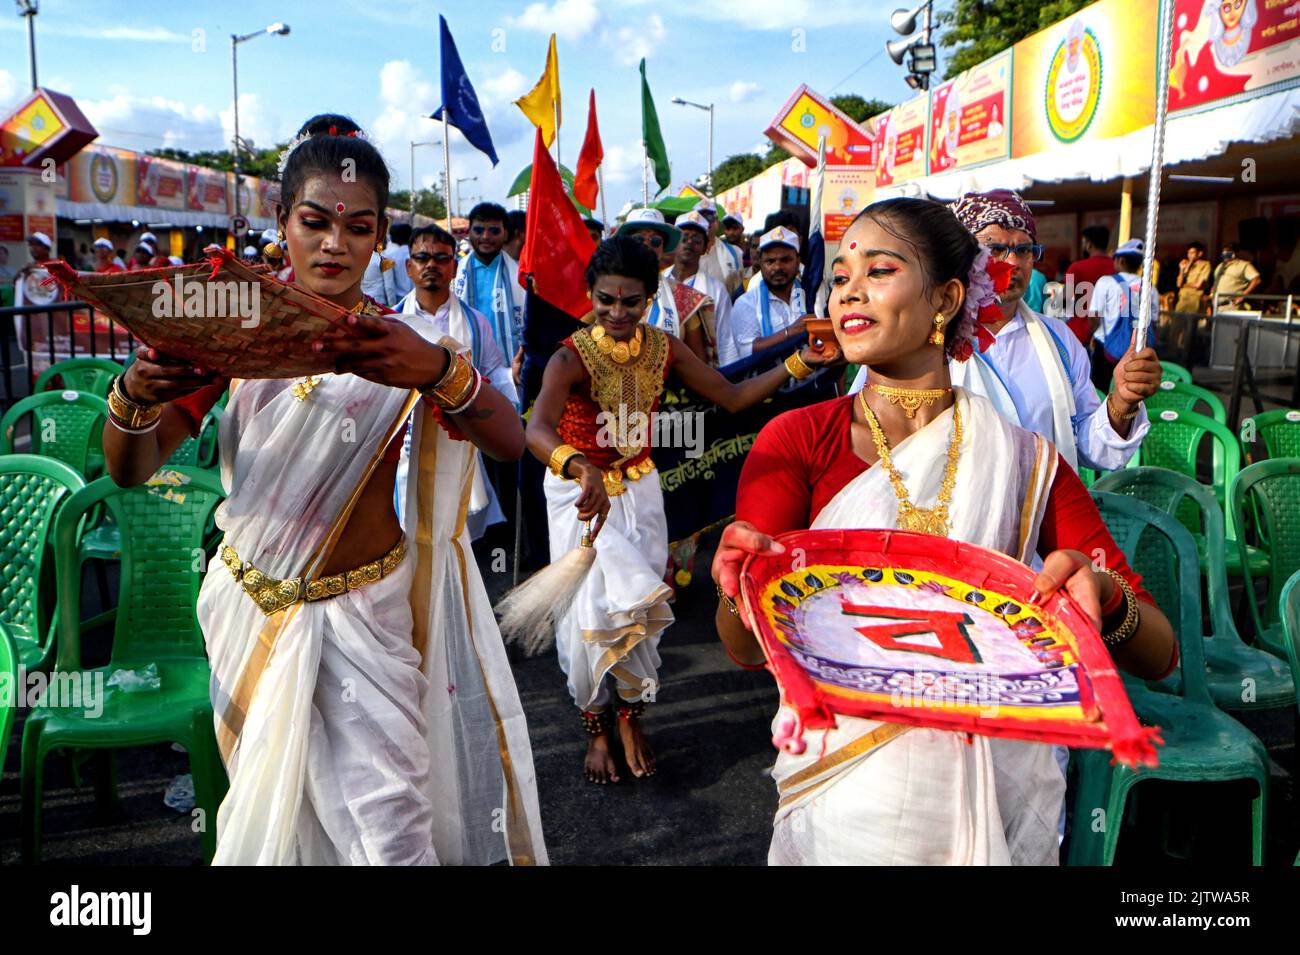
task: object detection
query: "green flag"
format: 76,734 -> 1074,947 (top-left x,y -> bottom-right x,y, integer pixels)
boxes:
640,58 -> 671,196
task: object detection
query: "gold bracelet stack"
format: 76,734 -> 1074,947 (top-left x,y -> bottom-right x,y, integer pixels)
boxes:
107,375 -> 163,433
422,346 -> 480,413
1106,392 -> 1140,421
1101,568 -> 1140,648
548,443 -> 584,479
784,351 -> 814,380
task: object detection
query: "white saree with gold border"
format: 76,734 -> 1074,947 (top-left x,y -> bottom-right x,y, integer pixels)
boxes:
767,390 -> 1062,866
199,331 -> 546,865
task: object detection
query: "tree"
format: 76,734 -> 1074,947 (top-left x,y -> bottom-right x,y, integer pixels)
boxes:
937,0 -> 1093,79
711,153 -> 766,194
389,188 -> 448,220
830,94 -> 894,124
147,143 -> 286,179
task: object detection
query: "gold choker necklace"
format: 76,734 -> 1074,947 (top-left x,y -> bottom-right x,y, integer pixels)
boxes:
590,324 -> 644,364
867,382 -> 953,419
858,390 -> 962,537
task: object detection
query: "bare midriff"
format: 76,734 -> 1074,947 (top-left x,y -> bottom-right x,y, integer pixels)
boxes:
322,459 -> 405,576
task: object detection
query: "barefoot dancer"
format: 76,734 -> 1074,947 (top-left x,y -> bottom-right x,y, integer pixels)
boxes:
102,115 -> 546,864
527,236 -> 829,784
712,199 -> 1177,864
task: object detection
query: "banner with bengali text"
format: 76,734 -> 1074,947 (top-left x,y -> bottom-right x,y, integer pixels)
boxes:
1168,0 -> 1300,114
929,50 -> 1012,174
874,96 -> 929,187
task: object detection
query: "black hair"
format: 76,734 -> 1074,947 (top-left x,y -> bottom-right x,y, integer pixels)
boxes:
1188,241 -> 1206,253
585,235 -> 660,299
583,217 -> 604,231
1116,253 -> 1143,272
505,210 -> 527,240
850,197 -> 980,356
280,113 -> 391,217
1082,224 -> 1110,251
389,223 -> 412,245
410,224 -> 457,249
467,201 -> 509,226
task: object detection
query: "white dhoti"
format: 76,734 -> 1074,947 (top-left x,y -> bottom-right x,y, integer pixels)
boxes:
544,469 -> 674,709
765,390 -> 1063,865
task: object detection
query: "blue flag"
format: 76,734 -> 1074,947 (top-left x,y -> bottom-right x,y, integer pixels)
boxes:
431,15 -> 498,166
802,135 -> 826,313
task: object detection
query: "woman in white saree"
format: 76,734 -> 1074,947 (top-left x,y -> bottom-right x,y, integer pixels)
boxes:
102,115 -> 547,865
711,199 -> 1177,865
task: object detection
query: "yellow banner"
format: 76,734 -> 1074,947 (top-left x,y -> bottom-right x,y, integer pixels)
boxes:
874,96 -> 928,187
1011,0 -> 1157,157
929,50 -> 1011,173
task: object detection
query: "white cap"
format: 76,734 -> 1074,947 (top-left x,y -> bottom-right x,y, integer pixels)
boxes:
693,198 -> 717,215
140,231 -> 158,244
1116,238 -> 1145,256
168,255 -> 184,266
675,210 -> 710,234
137,241 -> 156,255
28,232 -> 52,248
722,212 -> 743,226
759,226 -> 800,252
242,245 -> 258,257
261,227 -> 278,243
616,208 -> 681,252
92,237 -> 113,250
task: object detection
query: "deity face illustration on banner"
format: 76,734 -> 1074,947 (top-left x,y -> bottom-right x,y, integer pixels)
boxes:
1209,0 -> 1257,69
945,88 -> 962,156
1066,20 -> 1085,72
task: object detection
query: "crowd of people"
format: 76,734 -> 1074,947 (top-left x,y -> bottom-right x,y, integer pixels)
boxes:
8,113 -> 1238,866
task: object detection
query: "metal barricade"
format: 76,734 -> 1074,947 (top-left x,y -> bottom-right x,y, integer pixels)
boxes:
0,301 -> 136,411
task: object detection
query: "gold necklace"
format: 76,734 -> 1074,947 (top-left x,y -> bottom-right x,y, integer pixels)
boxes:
294,298 -> 368,401
867,382 -> 953,419
590,324 -> 643,364
858,389 -> 962,537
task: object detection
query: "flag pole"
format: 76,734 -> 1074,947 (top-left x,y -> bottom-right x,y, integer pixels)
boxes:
642,144 -> 649,207
553,99 -> 561,168
597,164 -> 608,234
1135,0 -> 1175,353
442,112 -> 453,232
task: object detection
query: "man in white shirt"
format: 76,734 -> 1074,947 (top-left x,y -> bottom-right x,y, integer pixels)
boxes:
719,226 -> 810,366
1089,238 -> 1156,393
666,210 -> 732,364
451,202 -> 524,367
942,190 -> 1159,472
691,198 -> 743,297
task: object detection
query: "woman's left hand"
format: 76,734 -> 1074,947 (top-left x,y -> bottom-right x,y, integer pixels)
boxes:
313,311 -> 450,390
1030,548 -> 1114,630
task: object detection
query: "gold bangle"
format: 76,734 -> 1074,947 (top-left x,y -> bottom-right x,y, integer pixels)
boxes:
784,351 -> 813,381
548,443 -> 583,479
1106,392 -> 1140,421
107,376 -> 163,430
715,584 -> 739,617
423,350 -> 476,409
1101,568 -> 1140,648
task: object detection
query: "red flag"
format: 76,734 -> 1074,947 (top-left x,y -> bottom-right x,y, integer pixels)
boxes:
520,128 -> 597,321
573,89 -> 603,211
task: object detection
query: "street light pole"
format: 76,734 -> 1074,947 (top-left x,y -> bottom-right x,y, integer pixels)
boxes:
16,1 -> 38,90
456,176 -> 477,219
231,23 -> 290,218
671,97 -> 715,196
409,140 -> 440,220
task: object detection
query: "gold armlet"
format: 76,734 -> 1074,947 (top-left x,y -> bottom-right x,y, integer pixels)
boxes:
784,351 -> 813,381
107,376 -> 163,431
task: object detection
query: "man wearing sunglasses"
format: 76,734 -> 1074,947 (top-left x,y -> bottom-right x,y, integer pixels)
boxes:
857,189 -> 1156,475
396,224 -> 518,539
451,202 -> 525,372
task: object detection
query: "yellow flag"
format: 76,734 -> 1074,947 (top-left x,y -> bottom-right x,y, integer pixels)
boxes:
514,34 -> 560,147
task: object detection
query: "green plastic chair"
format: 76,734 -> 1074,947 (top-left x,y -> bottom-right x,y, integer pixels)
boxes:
0,392 -> 110,480
0,455 -> 86,673
1161,361 -> 1193,384
1144,380 -> 1226,425
21,467 -> 229,863
1093,468 -> 1293,711
1138,408 -> 1242,532
33,358 -> 124,399
1242,408 -> 1300,463
0,621 -> 17,773
1281,570 -> 1300,866
1069,492 -> 1270,865
1231,459 -> 1300,659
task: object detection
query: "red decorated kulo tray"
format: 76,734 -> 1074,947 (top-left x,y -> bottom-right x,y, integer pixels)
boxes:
740,528 -> 1161,768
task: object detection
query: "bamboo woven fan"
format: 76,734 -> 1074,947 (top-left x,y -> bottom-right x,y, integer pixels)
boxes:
42,250 -> 365,379
741,528 -> 1162,768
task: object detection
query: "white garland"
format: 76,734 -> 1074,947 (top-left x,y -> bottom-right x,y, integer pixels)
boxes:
275,126 -> 372,177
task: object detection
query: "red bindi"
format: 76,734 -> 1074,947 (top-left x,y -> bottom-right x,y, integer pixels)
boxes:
848,241 -> 858,251
335,202 -> 346,214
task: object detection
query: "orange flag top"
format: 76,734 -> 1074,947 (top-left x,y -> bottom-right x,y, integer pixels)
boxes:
519,128 -> 597,321
573,89 -> 604,211
514,34 -> 561,147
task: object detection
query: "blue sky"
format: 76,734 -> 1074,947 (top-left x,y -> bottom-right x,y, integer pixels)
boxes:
0,0 -> 934,214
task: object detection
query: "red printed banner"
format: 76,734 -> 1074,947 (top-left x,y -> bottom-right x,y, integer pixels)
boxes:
1169,0 -> 1300,113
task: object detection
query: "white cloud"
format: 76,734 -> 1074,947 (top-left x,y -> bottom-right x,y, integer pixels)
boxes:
750,140 -> 771,156
0,69 -> 19,114
79,93 -> 232,153
506,0 -> 603,41
606,13 -> 666,66
730,82 -> 761,104
660,0 -> 884,30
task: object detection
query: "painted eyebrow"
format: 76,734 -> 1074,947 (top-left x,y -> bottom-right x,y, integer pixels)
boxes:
832,247 -> 909,267
298,200 -> 377,219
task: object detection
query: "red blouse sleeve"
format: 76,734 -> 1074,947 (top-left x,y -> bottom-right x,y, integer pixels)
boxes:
171,379 -> 228,437
735,408 -> 816,536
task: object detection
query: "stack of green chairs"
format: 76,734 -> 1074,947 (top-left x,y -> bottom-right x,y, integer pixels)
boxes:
1145,380 -> 1226,425
0,456 -> 86,673
0,392 -> 110,480
21,467 -> 229,863
1232,459 -> 1300,659
1093,468 -> 1293,711
1242,409 -> 1300,463
33,358 -> 124,399
1069,492 -> 1270,865
1281,570 -> 1300,866
1160,361 -> 1193,384
0,621 -> 17,772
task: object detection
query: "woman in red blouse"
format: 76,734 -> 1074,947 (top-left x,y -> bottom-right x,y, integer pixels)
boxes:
711,198 -> 1175,865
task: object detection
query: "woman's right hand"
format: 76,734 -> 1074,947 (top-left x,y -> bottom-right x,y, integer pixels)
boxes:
712,520 -> 786,629
574,462 -> 611,525
122,347 -> 220,404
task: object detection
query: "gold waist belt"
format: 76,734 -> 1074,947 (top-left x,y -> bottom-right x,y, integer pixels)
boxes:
220,535 -> 407,616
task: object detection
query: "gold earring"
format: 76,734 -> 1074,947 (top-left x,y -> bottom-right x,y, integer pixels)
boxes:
376,239 -> 387,254
263,229 -> 284,261
929,311 -> 946,346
